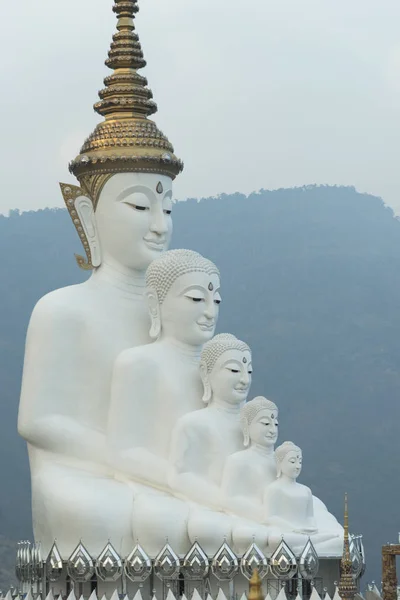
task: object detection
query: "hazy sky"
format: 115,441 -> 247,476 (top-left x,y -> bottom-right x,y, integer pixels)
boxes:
2,0 -> 400,214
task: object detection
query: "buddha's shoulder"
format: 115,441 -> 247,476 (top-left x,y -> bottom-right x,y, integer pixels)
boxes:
297,482 -> 312,496
175,408 -> 208,430
30,283 -> 91,326
225,449 -> 250,467
113,343 -> 164,374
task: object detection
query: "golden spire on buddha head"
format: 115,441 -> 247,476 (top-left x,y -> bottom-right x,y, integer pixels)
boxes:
67,0 -> 183,207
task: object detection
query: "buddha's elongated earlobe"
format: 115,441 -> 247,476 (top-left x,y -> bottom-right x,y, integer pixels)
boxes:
75,196 -> 101,268
200,361 -> 212,404
60,183 -> 102,270
146,288 -> 161,340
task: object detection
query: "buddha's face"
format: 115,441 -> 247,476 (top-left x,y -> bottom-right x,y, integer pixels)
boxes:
160,271 -> 221,346
209,348 -> 252,405
280,450 -> 302,480
248,408 -> 279,448
95,173 -> 173,271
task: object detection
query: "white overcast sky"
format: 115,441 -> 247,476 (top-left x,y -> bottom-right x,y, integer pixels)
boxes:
2,0 -> 400,213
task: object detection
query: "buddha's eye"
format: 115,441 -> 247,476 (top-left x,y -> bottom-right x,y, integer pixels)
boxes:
164,209 -> 172,215
184,290 -> 206,303
248,370 -> 253,375
129,204 -> 149,211
230,368 -> 240,373
214,293 -> 222,305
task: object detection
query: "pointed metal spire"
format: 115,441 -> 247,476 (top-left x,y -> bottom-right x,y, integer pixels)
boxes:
248,569 -> 264,600
338,493 -> 358,600
95,0 -> 157,120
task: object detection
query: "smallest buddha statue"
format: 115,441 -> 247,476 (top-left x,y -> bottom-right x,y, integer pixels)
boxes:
263,441 -> 317,533
264,442 -> 341,554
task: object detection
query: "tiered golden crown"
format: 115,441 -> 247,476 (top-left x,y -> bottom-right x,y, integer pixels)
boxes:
69,0 -> 183,206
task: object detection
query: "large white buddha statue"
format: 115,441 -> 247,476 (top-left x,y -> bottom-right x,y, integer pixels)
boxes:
17,0 -> 183,557
168,333 -> 252,509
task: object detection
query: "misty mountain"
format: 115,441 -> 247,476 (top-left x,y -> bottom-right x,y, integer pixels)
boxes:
0,185 -> 399,585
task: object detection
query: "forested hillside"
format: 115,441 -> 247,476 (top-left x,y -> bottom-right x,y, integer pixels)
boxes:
1,185 -> 399,585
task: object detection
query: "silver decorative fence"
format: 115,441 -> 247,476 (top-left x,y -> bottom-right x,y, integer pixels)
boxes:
13,536 -> 365,600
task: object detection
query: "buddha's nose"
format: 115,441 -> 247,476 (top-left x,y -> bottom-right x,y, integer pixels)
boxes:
204,307 -> 214,319
240,371 -> 250,386
150,210 -> 168,235
204,301 -> 216,320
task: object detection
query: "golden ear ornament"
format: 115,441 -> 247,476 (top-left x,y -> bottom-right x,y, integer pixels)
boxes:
60,183 -> 95,271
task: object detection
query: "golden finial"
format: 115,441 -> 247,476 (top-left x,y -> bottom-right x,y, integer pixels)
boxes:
68,0 -> 183,206
248,569 -> 264,600
338,493 -> 357,600
95,0 -> 156,121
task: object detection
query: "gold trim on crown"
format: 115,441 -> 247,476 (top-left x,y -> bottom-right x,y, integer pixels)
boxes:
69,0 -> 183,203
60,183 -> 94,270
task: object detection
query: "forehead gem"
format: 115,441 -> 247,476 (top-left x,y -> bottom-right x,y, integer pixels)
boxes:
243,357 -> 247,364
156,182 -> 164,194
208,282 -> 214,291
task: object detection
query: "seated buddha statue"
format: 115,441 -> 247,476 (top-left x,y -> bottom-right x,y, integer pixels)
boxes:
264,442 -> 342,554
17,0 -> 185,557
221,396 -> 279,522
107,249 -> 221,554
18,171 -> 177,557
264,442 -> 317,532
168,333 -> 252,508
219,397 -> 279,553
167,334 -> 252,554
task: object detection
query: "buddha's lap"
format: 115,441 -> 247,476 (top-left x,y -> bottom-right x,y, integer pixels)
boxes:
32,462 -> 134,524
187,506 -> 233,553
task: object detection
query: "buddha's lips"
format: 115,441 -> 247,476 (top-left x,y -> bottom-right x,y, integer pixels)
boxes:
197,321 -> 214,330
144,239 -> 165,250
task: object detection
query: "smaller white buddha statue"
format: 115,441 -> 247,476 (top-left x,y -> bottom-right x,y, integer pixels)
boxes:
167,334 -> 252,553
168,333 -> 252,508
263,442 -> 317,533
264,442 -> 341,554
107,249 -> 222,554
107,249 -> 221,490
221,396 -> 279,521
